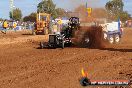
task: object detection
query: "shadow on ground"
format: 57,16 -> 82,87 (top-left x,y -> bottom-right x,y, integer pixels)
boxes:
100,48 -> 132,52
36,43 -> 132,52
22,33 -> 33,35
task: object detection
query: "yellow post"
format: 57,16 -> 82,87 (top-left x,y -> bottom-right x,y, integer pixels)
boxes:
87,8 -> 92,17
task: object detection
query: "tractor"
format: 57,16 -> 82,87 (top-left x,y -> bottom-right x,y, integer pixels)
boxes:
33,13 -> 51,35
40,32 -> 65,49
39,17 -> 80,49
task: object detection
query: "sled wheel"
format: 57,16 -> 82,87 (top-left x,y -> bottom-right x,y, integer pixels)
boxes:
103,32 -> 107,40
114,34 -> 120,44
109,35 -> 114,44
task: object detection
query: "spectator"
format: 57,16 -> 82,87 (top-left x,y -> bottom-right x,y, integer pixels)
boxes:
12,21 -> 17,32
2,20 -> 9,34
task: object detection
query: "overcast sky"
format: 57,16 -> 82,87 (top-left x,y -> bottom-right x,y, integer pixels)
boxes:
0,0 -> 132,19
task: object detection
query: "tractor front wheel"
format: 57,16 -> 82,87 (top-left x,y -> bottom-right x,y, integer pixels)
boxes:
40,42 -> 44,49
61,40 -> 64,49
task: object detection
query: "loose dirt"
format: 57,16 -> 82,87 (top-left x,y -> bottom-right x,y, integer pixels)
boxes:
74,26 -> 107,48
0,28 -> 132,88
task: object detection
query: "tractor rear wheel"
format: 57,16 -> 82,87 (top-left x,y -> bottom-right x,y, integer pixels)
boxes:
83,34 -> 93,47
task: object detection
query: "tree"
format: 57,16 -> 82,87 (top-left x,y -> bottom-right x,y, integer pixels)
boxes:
105,0 -> 130,22
0,18 -> 3,21
115,11 -> 131,22
105,0 -> 124,15
74,5 -> 86,18
56,8 -> 67,17
37,0 -> 57,19
23,13 -> 37,22
9,8 -> 22,21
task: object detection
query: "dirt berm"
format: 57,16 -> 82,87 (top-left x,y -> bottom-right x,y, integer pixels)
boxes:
73,26 -> 107,48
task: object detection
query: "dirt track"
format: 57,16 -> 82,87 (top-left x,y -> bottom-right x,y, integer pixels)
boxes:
0,29 -> 132,88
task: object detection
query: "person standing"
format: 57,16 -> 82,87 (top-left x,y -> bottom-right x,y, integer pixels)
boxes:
13,21 -> 17,32
2,20 -> 9,34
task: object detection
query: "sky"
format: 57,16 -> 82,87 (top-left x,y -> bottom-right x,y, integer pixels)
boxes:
0,0 -> 132,19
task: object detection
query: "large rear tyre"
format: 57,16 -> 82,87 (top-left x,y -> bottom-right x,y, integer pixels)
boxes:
83,35 -> 93,47
109,35 -> 114,44
44,28 -> 49,35
44,29 -> 46,35
84,37 -> 90,45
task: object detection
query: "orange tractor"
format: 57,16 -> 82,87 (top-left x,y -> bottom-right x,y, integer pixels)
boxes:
34,13 -> 51,35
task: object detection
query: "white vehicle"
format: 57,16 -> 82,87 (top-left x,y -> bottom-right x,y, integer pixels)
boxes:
101,21 -> 123,44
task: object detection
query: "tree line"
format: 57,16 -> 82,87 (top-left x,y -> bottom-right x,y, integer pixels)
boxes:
9,0 -> 132,22
105,0 -> 131,22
